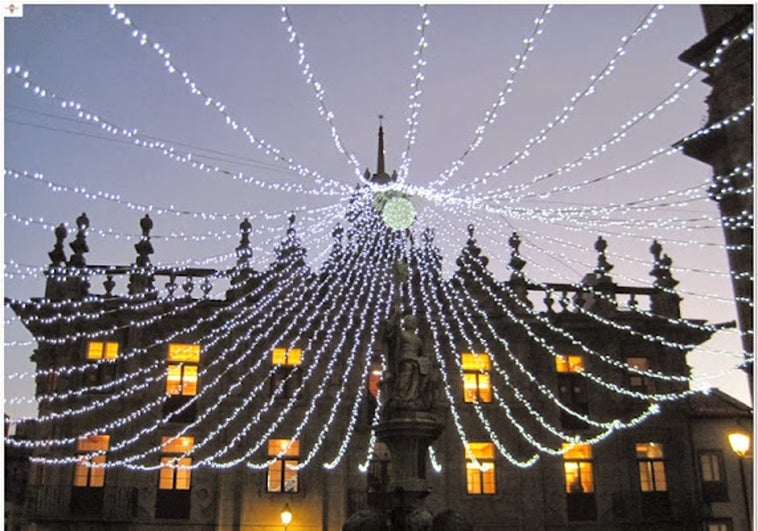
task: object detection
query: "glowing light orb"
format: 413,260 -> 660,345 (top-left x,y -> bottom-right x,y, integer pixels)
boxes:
382,196 -> 416,230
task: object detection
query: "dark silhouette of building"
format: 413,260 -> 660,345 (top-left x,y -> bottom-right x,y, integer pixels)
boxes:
679,5 -> 754,398
5,128 -> 753,530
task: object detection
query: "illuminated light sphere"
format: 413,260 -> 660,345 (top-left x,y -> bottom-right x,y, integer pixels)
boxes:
382,196 -> 416,230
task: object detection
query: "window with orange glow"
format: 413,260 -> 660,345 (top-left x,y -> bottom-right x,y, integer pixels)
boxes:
562,443 -> 594,493
555,355 -> 584,373
86,341 -> 119,360
267,439 -> 300,493
465,441 -> 496,494
637,442 -> 667,492
461,353 -> 492,403
159,436 -> 194,490
272,347 -> 302,366
271,348 -> 302,399
73,434 -> 110,487
168,343 -> 200,363
166,344 -> 200,396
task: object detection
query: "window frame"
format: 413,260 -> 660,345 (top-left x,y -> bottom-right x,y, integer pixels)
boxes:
266,439 -> 300,493
158,436 -> 194,491
464,441 -> 497,495
73,434 -> 110,488
271,348 -> 303,399
166,343 -> 200,396
698,449 -> 729,502
636,442 -> 668,493
461,352 -> 493,404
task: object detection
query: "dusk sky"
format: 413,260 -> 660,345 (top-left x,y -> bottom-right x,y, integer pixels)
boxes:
4,3 -> 751,419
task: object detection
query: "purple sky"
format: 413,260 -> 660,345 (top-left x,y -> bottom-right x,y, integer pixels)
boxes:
4,4 -> 750,418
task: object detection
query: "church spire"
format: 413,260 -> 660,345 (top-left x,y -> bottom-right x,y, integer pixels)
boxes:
366,117 -> 395,184
377,115 -> 386,176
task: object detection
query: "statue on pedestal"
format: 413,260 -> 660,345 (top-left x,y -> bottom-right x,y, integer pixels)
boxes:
383,261 -> 437,411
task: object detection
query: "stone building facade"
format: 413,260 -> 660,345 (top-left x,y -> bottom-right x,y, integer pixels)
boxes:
5,166 -> 752,530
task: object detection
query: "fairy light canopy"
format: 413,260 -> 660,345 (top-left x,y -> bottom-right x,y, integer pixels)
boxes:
4,3 -> 752,455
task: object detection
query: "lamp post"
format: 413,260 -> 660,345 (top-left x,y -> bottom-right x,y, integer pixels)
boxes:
280,502 -> 293,531
728,432 -> 751,530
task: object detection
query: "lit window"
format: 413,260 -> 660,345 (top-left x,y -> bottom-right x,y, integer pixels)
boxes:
166,343 -> 200,396
465,441 -> 496,494
461,353 -> 492,403
706,521 -> 731,531
272,347 -> 301,366
168,343 -> 200,363
159,436 -> 193,490
87,341 -> 119,360
637,442 -> 667,492
556,356 -> 588,428
271,348 -> 302,399
267,439 -> 300,493
563,443 -> 594,493
555,355 -> 584,373
626,357 -> 654,392
73,434 -> 110,487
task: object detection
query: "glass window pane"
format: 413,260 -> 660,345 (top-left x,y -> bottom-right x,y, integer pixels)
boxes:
175,457 -> 192,490
87,342 -> 103,360
463,373 -> 478,403
466,464 -> 481,494
700,454 -> 718,481
89,455 -> 106,487
466,442 -> 495,460
168,343 -> 200,363
653,461 -> 667,491
267,460 -> 283,492
161,436 -> 194,454
287,348 -> 302,365
268,439 -> 299,457
462,353 -> 490,371
73,459 -> 90,486
182,365 -> 198,395
104,342 -> 119,359
284,459 -> 299,492
579,462 -> 594,492
159,458 -> 176,490
639,462 -> 653,492
481,466 -> 496,494
166,364 -> 182,394
564,462 -> 583,493
77,434 -> 110,452
272,348 -> 287,365
478,373 -> 492,402
562,443 -> 592,459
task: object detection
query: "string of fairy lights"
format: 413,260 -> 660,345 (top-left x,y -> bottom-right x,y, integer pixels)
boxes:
5,4 -> 752,476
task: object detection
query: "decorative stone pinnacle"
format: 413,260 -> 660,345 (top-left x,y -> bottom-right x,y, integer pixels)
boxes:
140,213 -> 153,237
593,235 -> 613,276
48,223 -> 68,266
509,232 -> 526,274
68,213 -> 90,267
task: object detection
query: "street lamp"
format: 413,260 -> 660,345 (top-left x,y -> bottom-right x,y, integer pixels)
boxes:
280,502 -> 293,530
728,431 -> 751,530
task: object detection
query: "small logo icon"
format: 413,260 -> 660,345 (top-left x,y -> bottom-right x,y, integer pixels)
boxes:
5,3 -> 23,17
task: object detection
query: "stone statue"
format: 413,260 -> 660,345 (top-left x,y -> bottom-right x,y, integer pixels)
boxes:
383,261 -> 436,411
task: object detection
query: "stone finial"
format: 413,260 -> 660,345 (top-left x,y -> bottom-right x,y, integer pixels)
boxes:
593,236 -> 613,277
129,214 -> 156,297
649,239 -> 681,318
48,223 -> 68,266
508,232 -> 526,275
236,218 -> 253,265
134,214 -> 154,268
68,213 -> 90,268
